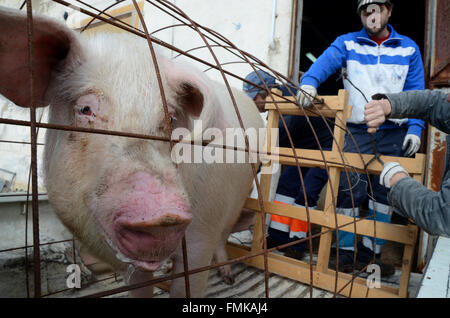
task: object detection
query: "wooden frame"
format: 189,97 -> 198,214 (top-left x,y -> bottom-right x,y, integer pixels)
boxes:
227,89 -> 425,298
67,1 -> 144,33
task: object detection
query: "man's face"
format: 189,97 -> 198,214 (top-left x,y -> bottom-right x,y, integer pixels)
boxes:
360,4 -> 392,37
254,94 -> 266,112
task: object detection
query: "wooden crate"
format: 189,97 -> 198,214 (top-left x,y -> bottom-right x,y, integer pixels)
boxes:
227,89 -> 425,298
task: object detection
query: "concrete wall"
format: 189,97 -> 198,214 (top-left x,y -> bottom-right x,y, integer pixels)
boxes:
0,195 -> 72,252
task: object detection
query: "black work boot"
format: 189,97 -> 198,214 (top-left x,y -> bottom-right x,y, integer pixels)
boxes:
355,242 -> 396,277
284,246 -> 306,260
329,248 -> 357,273
329,245 -> 396,277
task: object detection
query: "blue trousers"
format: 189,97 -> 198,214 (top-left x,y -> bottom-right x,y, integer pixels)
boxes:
335,124 -> 407,252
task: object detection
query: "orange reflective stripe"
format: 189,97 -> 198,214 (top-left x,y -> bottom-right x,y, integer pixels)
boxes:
272,200 -> 309,232
289,218 -> 309,233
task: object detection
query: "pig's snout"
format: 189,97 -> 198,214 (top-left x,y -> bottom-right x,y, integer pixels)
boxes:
114,212 -> 191,270
106,171 -> 192,271
116,214 -> 192,247
122,215 -> 191,229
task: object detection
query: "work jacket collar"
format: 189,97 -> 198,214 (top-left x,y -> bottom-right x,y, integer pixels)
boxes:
356,24 -> 402,46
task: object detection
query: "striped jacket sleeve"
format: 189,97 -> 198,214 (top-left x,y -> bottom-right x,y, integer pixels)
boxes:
300,36 -> 347,88
403,41 -> 426,137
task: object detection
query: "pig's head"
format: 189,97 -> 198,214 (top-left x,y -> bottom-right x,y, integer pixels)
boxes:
0,7 -> 226,272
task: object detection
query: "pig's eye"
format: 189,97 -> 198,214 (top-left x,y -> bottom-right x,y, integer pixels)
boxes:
79,106 -> 93,116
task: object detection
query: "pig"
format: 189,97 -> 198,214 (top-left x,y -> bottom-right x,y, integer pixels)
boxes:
0,7 -> 264,297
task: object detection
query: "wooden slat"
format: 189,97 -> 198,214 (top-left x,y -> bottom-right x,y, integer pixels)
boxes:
227,244 -> 400,298
315,165 -> 341,272
272,149 -> 426,175
265,93 -> 352,118
316,90 -> 350,272
244,199 -> 416,245
398,225 -> 419,297
250,108 -> 279,252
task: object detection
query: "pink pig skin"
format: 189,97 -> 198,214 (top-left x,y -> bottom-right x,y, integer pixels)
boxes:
108,171 -> 192,268
0,6 -> 264,297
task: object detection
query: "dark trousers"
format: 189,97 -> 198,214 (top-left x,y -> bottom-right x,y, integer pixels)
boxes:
276,115 -> 334,207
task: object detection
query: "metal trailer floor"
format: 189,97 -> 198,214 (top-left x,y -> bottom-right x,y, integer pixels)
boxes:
0,246 -> 338,298
48,261 -> 423,298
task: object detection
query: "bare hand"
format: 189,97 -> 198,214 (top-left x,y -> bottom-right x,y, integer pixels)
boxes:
364,99 -> 392,133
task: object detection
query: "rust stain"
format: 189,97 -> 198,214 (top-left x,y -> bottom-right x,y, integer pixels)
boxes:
430,132 -> 446,191
432,0 -> 450,78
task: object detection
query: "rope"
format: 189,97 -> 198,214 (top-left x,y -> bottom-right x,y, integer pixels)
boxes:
338,69 -> 385,168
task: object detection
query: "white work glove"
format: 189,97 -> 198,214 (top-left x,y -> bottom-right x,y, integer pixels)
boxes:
379,162 -> 409,188
402,134 -> 421,157
296,85 -> 317,107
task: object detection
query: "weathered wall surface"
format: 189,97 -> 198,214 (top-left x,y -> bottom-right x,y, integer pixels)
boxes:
0,0 -> 293,191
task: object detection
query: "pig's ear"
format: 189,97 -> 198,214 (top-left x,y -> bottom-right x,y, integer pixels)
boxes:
0,6 -> 83,107
161,57 -> 229,131
171,81 -> 204,119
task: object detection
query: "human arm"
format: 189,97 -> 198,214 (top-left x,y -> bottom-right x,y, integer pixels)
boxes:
388,176 -> 450,237
401,43 -> 425,156
387,90 -> 450,134
364,90 -> 450,134
297,36 -> 347,106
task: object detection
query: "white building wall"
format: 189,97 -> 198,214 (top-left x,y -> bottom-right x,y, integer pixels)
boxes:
143,0 -> 293,88
0,0 -> 67,192
0,0 -> 294,191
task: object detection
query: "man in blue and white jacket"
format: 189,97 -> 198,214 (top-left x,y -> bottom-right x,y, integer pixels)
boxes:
297,0 -> 425,275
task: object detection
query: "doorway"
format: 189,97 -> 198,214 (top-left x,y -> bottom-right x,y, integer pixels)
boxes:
298,0 -> 427,95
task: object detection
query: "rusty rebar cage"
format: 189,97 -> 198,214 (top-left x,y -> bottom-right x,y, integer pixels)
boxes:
0,0 -> 422,299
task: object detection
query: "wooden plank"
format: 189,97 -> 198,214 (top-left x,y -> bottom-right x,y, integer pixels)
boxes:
316,90 -> 350,273
272,149 -> 426,175
316,166 -> 341,272
227,244 -> 400,298
250,108 -> 279,252
73,1 -> 145,29
244,199 -> 416,245
398,225 -> 419,297
265,93 -> 350,114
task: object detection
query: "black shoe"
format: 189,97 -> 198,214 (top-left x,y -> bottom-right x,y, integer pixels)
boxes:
355,243 -> 395,277
266,230 -> 307,259
284,247 -> 306,260
360,259 -> 396,277
329,248 -> 357,273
